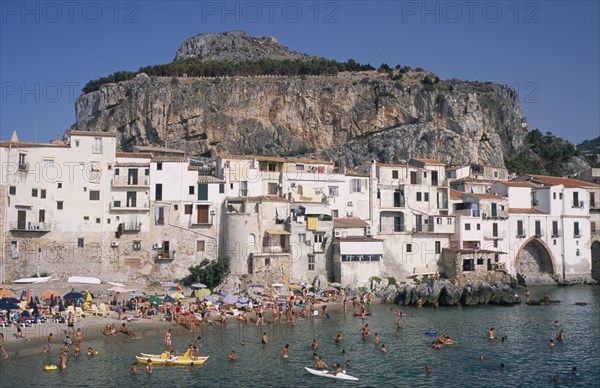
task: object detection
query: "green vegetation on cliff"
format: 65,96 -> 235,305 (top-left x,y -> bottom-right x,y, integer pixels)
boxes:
180,256 -> 230,288
504,129 -> 580,175
82,58 -> 375,94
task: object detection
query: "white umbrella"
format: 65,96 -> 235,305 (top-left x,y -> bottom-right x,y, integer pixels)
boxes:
191,283 -> 207,289
271,283 -> 284,287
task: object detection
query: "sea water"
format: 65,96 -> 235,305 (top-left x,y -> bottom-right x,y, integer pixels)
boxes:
1,286 -> 599,387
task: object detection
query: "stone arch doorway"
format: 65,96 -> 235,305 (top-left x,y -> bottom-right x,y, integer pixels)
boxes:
516,238 -> 555,278
592,241 -> 600,282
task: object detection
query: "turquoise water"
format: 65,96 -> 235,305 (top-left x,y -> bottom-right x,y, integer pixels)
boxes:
1,286 -> 599,387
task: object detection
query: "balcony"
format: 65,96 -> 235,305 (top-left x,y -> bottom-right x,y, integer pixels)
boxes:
590,202 -> 599,210
112,175 -> 149,188
482,212 -> 509,220
122,222 -> 142,232
484,230 -> 507,240
10,221 -> 51,232
551,229 -> 562,237
110,200 -> 149,211
379,224 -> 406,233
571,201 -> 584,208
262,245 -> 291,254
189,219 -> 213,227
18,163 -> 29,172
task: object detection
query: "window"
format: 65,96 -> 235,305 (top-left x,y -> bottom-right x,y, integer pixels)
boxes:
268,163 -> 276,172
308,255 -> 315,270
493,170 -> 498,178
552,221 -> 559,237
196,205 -> 210,224
392,170 -> 399,179
133,241 -> 141,251
476,223 -> 481,230
219,184 -> 224,194
93,138 -> 102,153
75,140 -> 80,147
447,218 -> 452,224
553,192 -> 556,200
517,220 -> 524,236
9,186 -> 16,195
198,184 -> 208,200
559,193 -> 563,199
572,192 -> 579,207
115,168 -> 120,176
416,192 -> 422,201
41,189 -> 46,198
435,241 -> 441,254
107,219 -> 111,224
239,181 -> 248,196
298,234 -> 306,243
351,179 -> 362,193
145,169 -> 150,176
267,183 -> 278,195
197,241 -> 205,252
265,257 -> 271,266
39,209 -> 45,223
57,201 -> 64,210
185,205 -> 193,215
57,182 -> 62,189
424,192 -> 429,202
436,218 -> 442,225
535,220 -> 541,236
410,171 -> 417,184
465,223 -> 471,231
89,191 -> 100,200
77,238 -> 84,248
477,258 -> 485,265
32,188 -> 38,197
189,186 -> 195,195
156,162 -> 162,171
96,218 -> 101,224
406,244 -> 412,253
83,216 -> 89,221
314,234 -> 324,243
296,164 -> 304,171
18,153 -> 26,165
574,222 -> 580,237
174,205 -> 178,211
155,206 -> 165,225
155,184 -> 162,201
328,186 -> 339,197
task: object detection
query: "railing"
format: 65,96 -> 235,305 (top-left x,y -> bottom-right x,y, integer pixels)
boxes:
262,245 -> 291,253
484,230 -> 507,239
551,229 -> 562,237
10,222 -> 52,232
534,228 -> 544,237
18,163 -> 29,172
189,219 -> 212,227
110,201 -> 149,211
122,222 -> 142,232
112,175 -> 149,187
482,212 -> 509,220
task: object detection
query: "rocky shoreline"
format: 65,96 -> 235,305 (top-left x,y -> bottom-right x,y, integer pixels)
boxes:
374,280 -> 521,307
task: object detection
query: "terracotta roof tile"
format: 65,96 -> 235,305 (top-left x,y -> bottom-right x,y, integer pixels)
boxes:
333,217 -> 368,228
508,208 -> 546,214
449,189 -> 463,200
0,141 -> 67,148
526,175 -> 600,188
69,130 -> 117,137
197,176 -> 225,183
465,193 -> 506,200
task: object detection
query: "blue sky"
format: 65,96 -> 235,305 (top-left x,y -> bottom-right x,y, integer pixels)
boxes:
1,1 -> 599,144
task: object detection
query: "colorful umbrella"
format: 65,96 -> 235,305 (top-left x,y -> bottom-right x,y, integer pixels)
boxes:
168,286 -> 183,291
83,291 -> 95,301
0,288 -> 15,298
147,295 -> 163,306
40,290 -> 60,299
170,292 -> 185,299
223,294 -> 238,305
0,298 -> 20,310
64,291 -> 83,300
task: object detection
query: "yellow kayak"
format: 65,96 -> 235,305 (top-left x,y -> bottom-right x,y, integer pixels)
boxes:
136,355 -> 209,365
44,365 -> 58,371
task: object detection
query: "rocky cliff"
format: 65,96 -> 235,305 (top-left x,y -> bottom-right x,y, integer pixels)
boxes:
73,67 -> 530,167
174,30 -> 315,62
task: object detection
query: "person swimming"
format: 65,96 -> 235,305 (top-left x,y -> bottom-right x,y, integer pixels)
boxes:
281,344 -> 289,358
315,357 -> 328,369
228,351 -> 237,361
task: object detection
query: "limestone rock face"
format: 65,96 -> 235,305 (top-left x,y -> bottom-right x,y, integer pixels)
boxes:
73,71 -> 529,167
174,30 -> 315,62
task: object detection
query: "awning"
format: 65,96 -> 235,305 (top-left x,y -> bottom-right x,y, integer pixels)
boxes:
276,206 -> 288,221
339,241 -> 383,255
266,229 -> 291,235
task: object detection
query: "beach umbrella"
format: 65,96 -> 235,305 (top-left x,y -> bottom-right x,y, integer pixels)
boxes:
203,295 -> 215,303
64,291 -> 83,300
0,298 -> 20,310
170,292 -> 185,300
193,289 -> 211,297
249,286 -> 265,295
168,286 -> 183,291
223,294 -> 238,305
83,291 -> 95,300
271,283 -> 284,287
237,296 -> 249,304
163,296 -> 175,303
0,288 -> 15,298
147,295 -> 163,306
191,283 -> 207,289
40,290 -> 60,299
